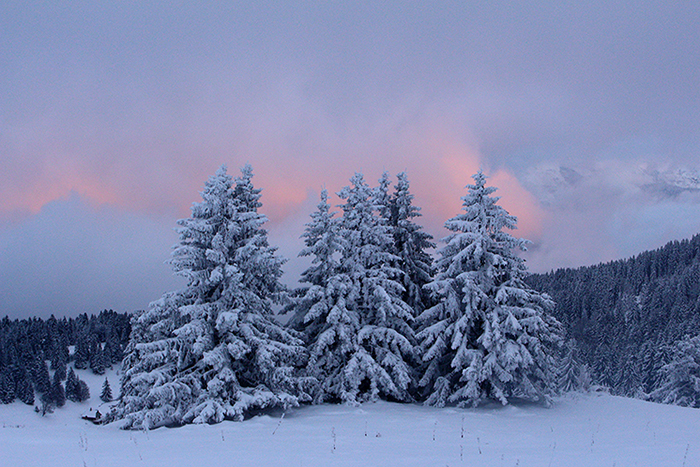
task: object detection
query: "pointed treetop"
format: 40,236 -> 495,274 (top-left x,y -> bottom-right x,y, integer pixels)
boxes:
317,187 -> 330,211
339,173 -> 370,212
454,170 -> 519,236
375,171 -> 392,219
234,163 -> 263,212
465,169 -> 498,199
215,164 -> 228,177
393,171 -> 423,221
193,165 -> 233,218
376,171 -> 391,199
348,172 -> 366,188
240,162 -> 253,177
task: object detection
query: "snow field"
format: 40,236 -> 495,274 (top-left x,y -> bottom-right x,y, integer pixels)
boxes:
1,375 -> 699,467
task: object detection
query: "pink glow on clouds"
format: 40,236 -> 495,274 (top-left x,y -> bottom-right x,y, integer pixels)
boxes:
2,2 -> 699,319
0,119 -> 546,246
489,171 -> 546,240
437,153 -> 545,240
1,169 -> 119,216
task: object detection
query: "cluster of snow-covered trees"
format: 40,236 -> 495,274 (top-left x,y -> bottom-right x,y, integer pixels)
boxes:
111,165 -> 566,428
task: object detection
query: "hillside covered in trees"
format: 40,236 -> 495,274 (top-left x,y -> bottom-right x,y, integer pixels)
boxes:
527,234 -> 700,402
0,310 -> 130,409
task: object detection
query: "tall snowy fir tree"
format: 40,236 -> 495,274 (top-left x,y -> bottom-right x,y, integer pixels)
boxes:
113,165 -> 309,429
101,377 -> 113,402
651,334 -> 700,408
292,174 -> 416,404
286,189 -> 344,332
338,172 -> 417,403
388,172 -> 435,316
0,368 -> 14,404
374,171 -> 393,223
557,340 -> 591,393
285,188 -> 349,401
416,170 -> 562,407
298,189 -> 342,289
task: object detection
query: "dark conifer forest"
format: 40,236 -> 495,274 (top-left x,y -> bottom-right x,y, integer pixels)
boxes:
527,234 -> 700,400
0,310 -> 130,409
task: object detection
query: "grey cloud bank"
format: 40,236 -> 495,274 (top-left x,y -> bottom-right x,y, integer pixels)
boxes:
0,195 -> 183,319
1,1 -> 699,317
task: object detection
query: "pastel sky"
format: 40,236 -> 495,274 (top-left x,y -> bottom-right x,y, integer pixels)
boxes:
2,1 -> 699,318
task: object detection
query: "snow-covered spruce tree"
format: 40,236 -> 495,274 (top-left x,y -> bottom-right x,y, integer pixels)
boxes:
101,377 -> 113,402
388,172 -> 435,316
375,171 -> 393,223
285,189 -> 344,331
651,334 -> 700,408
284,188 -> 350,401
64,367 -> 79,402
113,165 -> 309,429
32,358 -> 51,394
297,173 -> 416,404
91,346 -> 108,375
557,340 -> 591,393
76,379 -> 90,402
416,170 -> 562,407
16,374 -> 34,405
65,367 -> 89,403
50,371 -> 66,408
0,368 -> 14,404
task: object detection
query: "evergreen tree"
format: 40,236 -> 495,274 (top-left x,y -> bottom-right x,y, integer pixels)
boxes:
73,337 -> 90,370
374,171 -> 393,222
286,188 -> 344,333
65,367 -> 90,403
16,374 -> 34,405
651,334 -> 700,408
90,346 -> 108,375
0,367 -> 14,404
73,379 -> 90,402
53,359 -> 67,382
104,334 -> 124,365
557,340 -> 591,393
299,189 -> 343,289
288,188 -> 351,402
65,367 -> 80,402
417,171 -> 562,407
101,377 -> 113,402
340,173 -> 416,402
33,358 -> 51,395
388,172 -> 435,316
616,351 -> 644,397
50,371 -> 66,408
50,341 -> 68,372
297,174 -> 416,404
114,165 -> 309,429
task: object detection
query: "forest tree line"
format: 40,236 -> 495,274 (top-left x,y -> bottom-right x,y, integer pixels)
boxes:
527,234 -> 700,406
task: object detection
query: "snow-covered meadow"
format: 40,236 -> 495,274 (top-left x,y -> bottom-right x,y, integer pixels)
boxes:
1,367 -> 698,467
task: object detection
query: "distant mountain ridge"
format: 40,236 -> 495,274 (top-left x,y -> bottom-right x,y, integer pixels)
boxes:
523,164 -> 700,206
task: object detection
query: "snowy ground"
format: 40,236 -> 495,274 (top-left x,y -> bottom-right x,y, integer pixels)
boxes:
1,369 -> 698,467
